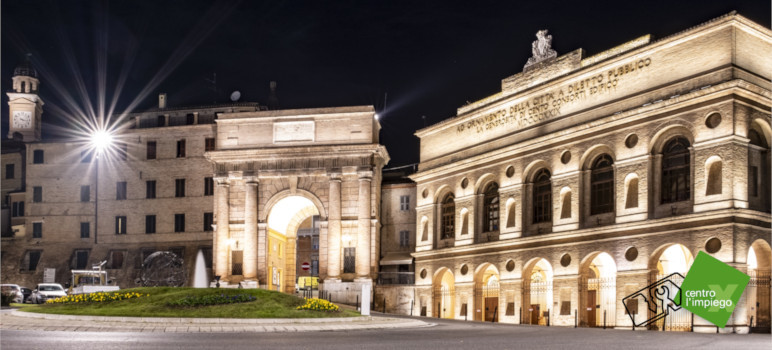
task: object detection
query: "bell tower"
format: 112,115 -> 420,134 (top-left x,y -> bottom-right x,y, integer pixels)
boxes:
7,54 -> 44,141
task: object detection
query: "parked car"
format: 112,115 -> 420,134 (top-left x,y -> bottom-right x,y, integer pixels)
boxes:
20,287 -> 33,303
31,283 -> 67,304
0,284 -> 24,304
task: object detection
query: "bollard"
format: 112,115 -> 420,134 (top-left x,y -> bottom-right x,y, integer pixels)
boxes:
411,300 -> 414,316
383,297 -> 386,314
547,309 -> 550,327
520,307 -> 522,324
691,313 -> 694,332
356,295 -> 360,311
603,310 -> 606,329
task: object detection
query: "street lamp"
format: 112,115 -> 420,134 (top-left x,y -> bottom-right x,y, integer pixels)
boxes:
90,130 -> 113,244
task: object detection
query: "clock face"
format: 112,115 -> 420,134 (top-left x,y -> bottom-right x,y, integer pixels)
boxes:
12,111 -> 32,129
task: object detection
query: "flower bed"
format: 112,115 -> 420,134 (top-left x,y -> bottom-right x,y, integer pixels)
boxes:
47,291 -> 146,304
167,293 -> 256,307
296,298 -> 339,312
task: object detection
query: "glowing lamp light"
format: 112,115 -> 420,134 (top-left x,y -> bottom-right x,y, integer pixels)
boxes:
91,130 -> 113,154
374,113 -> 380,120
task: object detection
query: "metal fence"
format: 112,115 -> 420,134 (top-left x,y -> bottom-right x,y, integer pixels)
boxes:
749,270 -> 771,333
377,272 -> 415,285
581,277 -> 616,328
432,286 -> 455,318
522,280 -> 552,325
653,274 -> 690,331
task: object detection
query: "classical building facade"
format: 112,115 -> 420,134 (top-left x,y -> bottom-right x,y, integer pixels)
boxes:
1,64 -> 389,297
406,13 -> 771,333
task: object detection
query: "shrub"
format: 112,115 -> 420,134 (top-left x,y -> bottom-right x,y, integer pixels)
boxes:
1,291 -> 16,306
296,298 -> 339,312
167,293 -> 256,307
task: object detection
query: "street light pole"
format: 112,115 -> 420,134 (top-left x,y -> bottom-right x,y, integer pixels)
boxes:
94,153 -> 99,244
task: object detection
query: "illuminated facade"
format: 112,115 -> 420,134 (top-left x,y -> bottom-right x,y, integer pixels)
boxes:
404,13 -> 771,333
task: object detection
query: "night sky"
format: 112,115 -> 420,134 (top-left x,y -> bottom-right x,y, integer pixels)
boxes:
2,1 -> 770,166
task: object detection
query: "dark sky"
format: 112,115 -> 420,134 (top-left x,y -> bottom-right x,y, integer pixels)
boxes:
2,1 -> 770,166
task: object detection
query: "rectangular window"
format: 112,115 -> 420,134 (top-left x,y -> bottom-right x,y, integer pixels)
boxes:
202,247 -> 213,268
205,138 -> 215,152
176,139 -> 186,158
109,251 -> 124,269
312,236 -> 319,250
399,230 -> 410,247
400,195 -> 410,211
146,181 -> 156,199
750,166 -> 758,197
80,185 -> 90,202
6,164 -> 14,179
32,222 -> 42,238
117,143 -> 128,161
80,222 -> 90,238
81,150 -> 92,163
186,113 -> 195,125
343,247 -> 356,274
157,115 -> 165,127
145,215 -> 156,234
116,181 -> 127,200
174,214 -> 185,232
203,212 -> 213,231
204,177 -> 214,196
24,251 -> 41,271
146,141 -> 157,160
33,150 -> 44,164
175,179 -> 186,197
11,201 -> 24,217
74,250 -> 89,270
33,186 -> 42,202
115,216 -> 127,235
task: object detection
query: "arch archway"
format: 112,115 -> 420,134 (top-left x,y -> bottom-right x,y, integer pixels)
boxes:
579,252 -> 617,327
522,258 -> 553,325
748,239 -> 771,332
432,268 -> 456,319
265,195 -> 321,293
474,263 -> 500,322
647,243 -> 694,331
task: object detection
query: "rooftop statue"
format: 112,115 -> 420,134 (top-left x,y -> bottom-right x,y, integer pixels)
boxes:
524,29 -> 557,69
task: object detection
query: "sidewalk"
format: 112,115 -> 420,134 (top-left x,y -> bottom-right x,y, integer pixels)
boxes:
0,309 -> 432,333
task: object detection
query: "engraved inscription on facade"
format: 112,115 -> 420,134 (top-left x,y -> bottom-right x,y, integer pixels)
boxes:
274,121 -> 315,143
457,57 -> 652,135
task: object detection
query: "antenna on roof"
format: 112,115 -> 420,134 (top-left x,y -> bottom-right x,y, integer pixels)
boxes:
205,72 -> 217,103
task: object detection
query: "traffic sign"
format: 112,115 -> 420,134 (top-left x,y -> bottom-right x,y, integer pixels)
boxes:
301,262 -> 310,271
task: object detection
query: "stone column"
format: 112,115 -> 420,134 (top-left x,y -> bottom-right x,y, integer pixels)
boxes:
327,173 -> 342,281
356,172 -> 372,279
257,223 -> 268,285
243,178 -> 258,281
215,179 -> 230,281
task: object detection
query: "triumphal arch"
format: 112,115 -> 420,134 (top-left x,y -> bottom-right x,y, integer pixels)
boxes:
205,106 -> 389,294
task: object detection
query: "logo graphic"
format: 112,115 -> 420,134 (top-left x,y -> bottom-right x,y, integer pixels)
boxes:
675,251 -> 750,328
623,273 -> 684,328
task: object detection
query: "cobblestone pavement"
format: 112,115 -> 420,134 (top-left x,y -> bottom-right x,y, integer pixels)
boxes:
0,309 -> 433,333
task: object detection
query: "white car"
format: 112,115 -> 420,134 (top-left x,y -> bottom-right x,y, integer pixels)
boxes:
31,283 -> 67,304
1,284 -> 24,304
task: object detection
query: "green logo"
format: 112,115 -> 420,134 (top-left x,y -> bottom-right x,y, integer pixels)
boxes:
676,251 -> 750,328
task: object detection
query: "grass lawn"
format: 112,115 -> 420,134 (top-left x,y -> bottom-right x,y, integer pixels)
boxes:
19,287 -> 359,319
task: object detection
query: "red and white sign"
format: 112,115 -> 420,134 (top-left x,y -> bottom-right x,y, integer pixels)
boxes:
301,262 -> 310,271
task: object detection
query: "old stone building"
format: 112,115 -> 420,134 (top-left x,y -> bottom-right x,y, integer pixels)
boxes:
1,61 -> 389,298
405,13 -> 770,333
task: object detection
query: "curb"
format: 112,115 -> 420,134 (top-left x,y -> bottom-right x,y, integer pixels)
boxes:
11,310 -> 374,324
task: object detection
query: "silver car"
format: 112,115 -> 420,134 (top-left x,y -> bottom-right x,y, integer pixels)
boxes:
31,283 -> 67,304
1,284 -> 24,304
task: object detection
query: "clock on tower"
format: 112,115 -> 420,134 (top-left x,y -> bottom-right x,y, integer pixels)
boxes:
7,55 -> 44,141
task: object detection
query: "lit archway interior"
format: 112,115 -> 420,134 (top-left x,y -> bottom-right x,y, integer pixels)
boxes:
581,252 -> 617,327
474,264 -> 501,322
266,196 -> 319,293
523,258 -> 553,325
656,244 -> 693,275
747,240 -> 771,330
433,269 -> 456,319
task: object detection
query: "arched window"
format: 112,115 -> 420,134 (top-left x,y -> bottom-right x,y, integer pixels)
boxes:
20,81 -> 25,93
590,155 -> 614,215
661,137 -> 691,204
441,193 -> 455,239
533,169 -> 552,223
483,183 -> 499,232
749,129 -> 769,148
